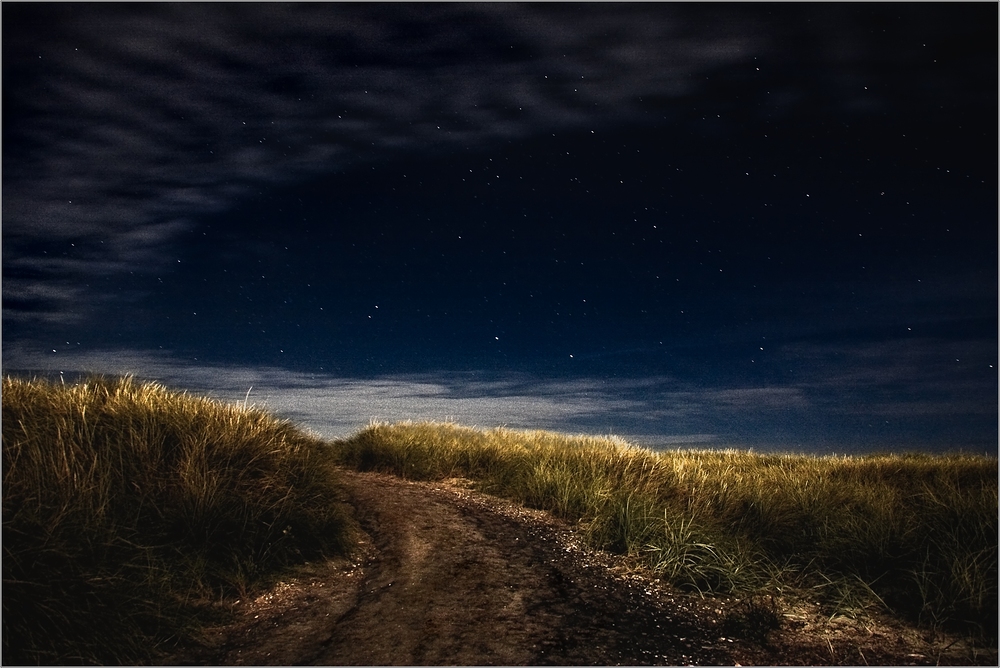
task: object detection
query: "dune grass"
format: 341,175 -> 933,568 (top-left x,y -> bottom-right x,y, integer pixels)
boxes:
2,375 -> 351,665
334,420 -> 998,639
4,376 -> 995,662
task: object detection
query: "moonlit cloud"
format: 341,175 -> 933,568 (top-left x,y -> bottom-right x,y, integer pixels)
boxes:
6,344 -> 992,453
3,345 -> 718,443
781,337 -> 997,416
5,3 -> 938,330
4,5 -> 994,455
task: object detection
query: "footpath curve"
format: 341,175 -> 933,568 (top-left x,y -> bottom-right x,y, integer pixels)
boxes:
163,470 -> 994,666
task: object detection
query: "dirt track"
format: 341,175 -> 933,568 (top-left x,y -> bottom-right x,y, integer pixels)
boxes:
163,470 -> 996,666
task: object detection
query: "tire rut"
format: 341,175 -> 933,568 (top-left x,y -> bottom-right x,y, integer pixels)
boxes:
159,470 -> 992,666
312,471 -> 731,666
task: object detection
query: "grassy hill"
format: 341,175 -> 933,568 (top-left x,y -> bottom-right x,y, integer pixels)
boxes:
3,375 -> 996,664
2,375 -> 351,664
334,421 -> 997,638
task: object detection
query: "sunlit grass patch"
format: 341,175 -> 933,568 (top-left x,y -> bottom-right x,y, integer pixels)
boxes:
2,375 -> 351,665
334,420 -> 998,639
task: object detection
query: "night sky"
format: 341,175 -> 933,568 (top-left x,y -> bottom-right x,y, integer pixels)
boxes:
3,3 -> 997,453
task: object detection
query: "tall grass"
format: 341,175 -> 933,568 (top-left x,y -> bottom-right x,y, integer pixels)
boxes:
335,421 -> 998,638
2,375 -> 351,665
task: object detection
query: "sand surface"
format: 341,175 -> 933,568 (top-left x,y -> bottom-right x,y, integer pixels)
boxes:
161,470 -> 995,666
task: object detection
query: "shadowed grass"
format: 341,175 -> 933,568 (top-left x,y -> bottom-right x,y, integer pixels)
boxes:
5,378 -> 994,661
2,375 -> 351,665
334,420 -> 997,639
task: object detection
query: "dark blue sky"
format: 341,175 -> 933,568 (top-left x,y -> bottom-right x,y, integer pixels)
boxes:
3,3 -> 997,453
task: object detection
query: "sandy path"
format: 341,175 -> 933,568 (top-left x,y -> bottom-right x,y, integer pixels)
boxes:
314,471 -> 733,666
162,470 -> 996,666
168,470 -> 730,665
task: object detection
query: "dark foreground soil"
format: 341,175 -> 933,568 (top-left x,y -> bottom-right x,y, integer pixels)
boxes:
161,470 -> 996,666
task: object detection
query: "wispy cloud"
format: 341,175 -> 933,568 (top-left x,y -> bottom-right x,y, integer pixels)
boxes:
4,5 -> 992,454
9,3 -> 936,332
6,343 -> 992,453
5,4 -> 750,326
2,345 -> 708,442
780,337 -> 997,417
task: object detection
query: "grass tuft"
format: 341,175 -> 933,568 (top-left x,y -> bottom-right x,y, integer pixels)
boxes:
2,374 -> 351,665
722,594 -> 783,644
334,420 -> 998,639
6,382 -> 994,660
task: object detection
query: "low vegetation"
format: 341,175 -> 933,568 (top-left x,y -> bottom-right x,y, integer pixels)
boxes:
2,375 -> 351,665
3,376 -> 995,663
334,421 -> 998,640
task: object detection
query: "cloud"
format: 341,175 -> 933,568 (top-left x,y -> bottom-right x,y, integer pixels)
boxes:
4,341 -> 994,453
4,5 -> 993,457
779,337 -> 997,417
1,4 -> 777,330
703,387 -> 810,411
0,345 -> 715,442
8,3 -> 985,336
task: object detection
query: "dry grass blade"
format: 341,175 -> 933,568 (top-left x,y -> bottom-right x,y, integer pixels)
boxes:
334,420 -> 997,641
2,374 -> 351,665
